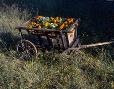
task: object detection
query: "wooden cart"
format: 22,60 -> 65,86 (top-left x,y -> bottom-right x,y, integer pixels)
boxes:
15,16 -> 113,60
15,16 -> 80,60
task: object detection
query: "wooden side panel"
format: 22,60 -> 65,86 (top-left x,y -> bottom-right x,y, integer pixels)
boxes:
67,28 -> 77,46
60,32 -> 69,49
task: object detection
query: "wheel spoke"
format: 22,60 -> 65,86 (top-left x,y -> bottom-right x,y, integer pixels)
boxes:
16,40 -> 37,60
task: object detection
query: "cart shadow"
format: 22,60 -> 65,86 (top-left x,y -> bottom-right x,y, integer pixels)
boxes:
0,31 -> 61,65
0,32 -> 49,49
0,32 -> 18,50
0,32 -> 56,55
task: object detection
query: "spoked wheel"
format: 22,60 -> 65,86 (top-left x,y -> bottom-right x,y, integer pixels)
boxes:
16,40 -> 38,60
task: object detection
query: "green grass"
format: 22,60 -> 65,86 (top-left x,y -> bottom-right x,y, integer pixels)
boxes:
0,4 -> 30,34
0,4 -> 30,50
0,5 -> 114,89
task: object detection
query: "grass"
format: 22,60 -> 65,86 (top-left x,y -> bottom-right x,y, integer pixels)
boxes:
0,4 -> 30,33
0,5 -> 114,89
0,4 -> 30,50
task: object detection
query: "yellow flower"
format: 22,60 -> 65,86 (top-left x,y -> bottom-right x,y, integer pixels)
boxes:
51,17 -> 54,20
65,25 -> 68,28
45,22 -> 49,27
35,23 -> 39,26
28,25 -> 32,29
54,20 -> 57,23
64,21 -> 68,24
31,22 -> 34,25
38,26 -> 41,29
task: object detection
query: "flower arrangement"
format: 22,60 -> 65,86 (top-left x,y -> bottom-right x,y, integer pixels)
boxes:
27,16 -> 76,30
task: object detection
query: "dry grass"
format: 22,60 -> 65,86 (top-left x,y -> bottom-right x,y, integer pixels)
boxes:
0,4 -> 30,34
0,4 -> 30,50
0,50 -> 114,89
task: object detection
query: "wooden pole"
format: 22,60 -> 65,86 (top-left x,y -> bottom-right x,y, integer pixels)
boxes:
63,41 -> 114,53
80,41 -> 114,49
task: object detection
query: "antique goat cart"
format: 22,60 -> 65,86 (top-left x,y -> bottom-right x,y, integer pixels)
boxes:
15,16 -> 81,60
15,16 -> 113,60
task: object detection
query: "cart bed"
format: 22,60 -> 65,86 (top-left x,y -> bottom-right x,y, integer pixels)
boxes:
15,16 -> 80,49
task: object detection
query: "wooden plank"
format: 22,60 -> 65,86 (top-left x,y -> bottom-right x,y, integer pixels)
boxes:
37,35 -> 43,46
56,34 -> 63,49
80,41 -> 114,49
67,28 -> 77,47
60,32 -> 69,49
46,35 -> 53,48
65,33 -> 69,48
15,25 -> 77,33
63,41 -> 114,53
15,27 -> 60,32
71,38 -> 80,48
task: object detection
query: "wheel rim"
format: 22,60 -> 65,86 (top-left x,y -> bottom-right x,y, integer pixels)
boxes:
16,40 -> 37,60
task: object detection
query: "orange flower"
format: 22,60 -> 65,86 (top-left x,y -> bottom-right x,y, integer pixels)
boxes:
60,23 -> 65,30
35,16 -> 44,19
54,19 -> 57,23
